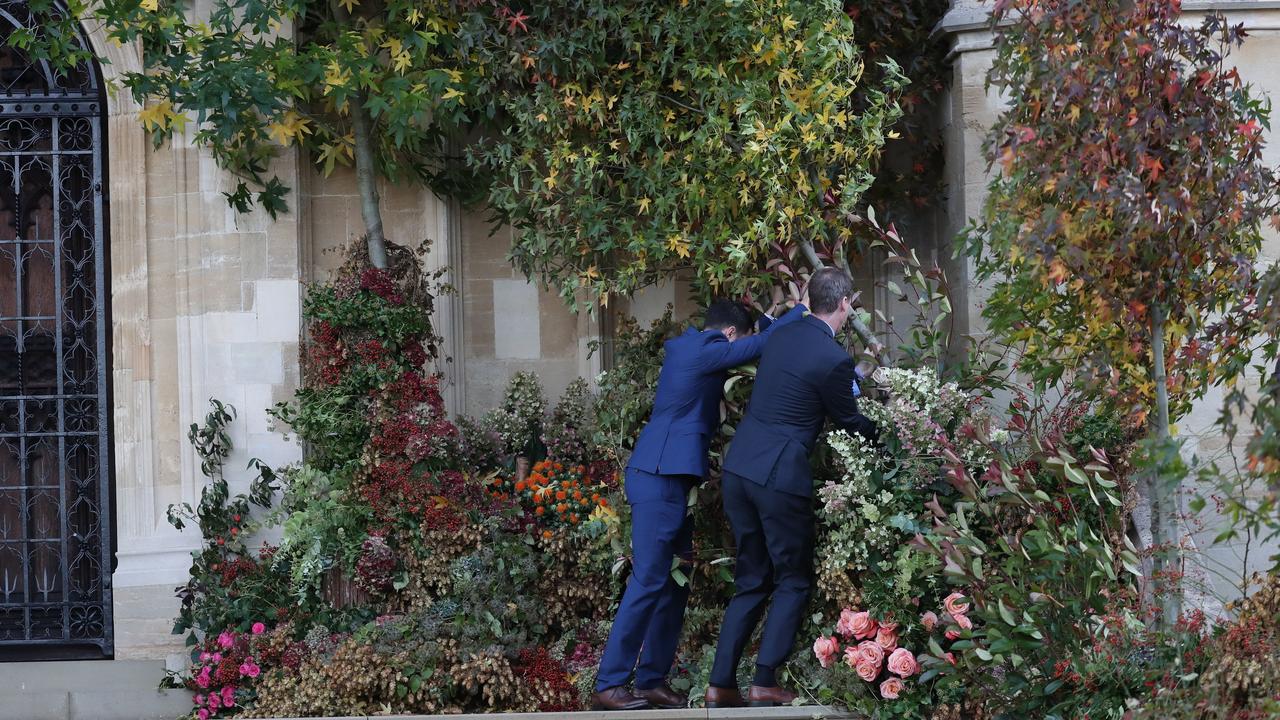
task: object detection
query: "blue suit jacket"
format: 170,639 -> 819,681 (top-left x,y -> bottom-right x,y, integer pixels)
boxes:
723,314 -> 878,497
627,304 -> 808,479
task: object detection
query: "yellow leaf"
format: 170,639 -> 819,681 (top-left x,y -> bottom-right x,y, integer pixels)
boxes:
441,86 -> 465,104
637,197 -> 651,213
139,0 -> 158,11
337,0 -> 358,12
137,100 -> 175,132
781,14 -> 798,32
544,168 -> 558,189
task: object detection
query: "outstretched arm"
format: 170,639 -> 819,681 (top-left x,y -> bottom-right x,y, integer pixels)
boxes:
820,358 -> 878,442
700,303 -> 808,372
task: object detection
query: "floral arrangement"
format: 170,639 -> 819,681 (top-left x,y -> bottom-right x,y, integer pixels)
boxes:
542,378 -> 599,466
488,460 -> 615,536
186,623 -> 270,719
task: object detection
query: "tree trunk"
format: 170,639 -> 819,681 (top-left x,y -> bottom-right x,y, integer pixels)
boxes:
1150,303 -> 1181,626
350,93 -> 388,269
798,240 -> 888,365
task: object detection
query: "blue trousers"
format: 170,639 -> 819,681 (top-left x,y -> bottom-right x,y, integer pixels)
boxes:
594,468 -> 695,691
709,471 -> 815,689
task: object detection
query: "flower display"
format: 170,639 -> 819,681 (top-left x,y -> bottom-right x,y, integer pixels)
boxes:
488,460 -> 613,534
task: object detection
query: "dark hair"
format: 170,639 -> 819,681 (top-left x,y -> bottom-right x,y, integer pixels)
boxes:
808,267 -> 854,314
704,300 -> 754,335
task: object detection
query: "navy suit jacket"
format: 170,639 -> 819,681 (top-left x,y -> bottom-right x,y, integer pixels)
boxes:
627,304 -> 808,479
723,314 -> 878,498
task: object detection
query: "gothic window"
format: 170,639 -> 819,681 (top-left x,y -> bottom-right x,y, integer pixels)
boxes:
0,0 -> 112,659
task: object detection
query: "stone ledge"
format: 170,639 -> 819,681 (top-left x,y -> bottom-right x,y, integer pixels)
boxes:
264,708 -> 853,720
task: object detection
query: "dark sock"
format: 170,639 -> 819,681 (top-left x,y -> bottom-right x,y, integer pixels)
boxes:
752,664 -> 776,687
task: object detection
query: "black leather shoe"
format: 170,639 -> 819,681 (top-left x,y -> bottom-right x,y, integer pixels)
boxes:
591,686 -> 651,711
636,683 -> 687,709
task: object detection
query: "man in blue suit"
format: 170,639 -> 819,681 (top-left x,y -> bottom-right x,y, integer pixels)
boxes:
706,267 -> 879,708
591,296 -> 808,711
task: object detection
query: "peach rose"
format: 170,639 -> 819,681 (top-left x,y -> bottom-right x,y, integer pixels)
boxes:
880,676 -> 904,699
943,592 -> 970,617
944,652 -> 957,665
875,625 -> 899,651
846,610 -> 877,640
954,613 -> 973,631
920,611 -> 939,631
843,645 -> 859,668
854,640 -> 885,667
887,647 -> 919,678
813,636 -> 840,668
945,629 -> 961,641
855,660 -> 879,682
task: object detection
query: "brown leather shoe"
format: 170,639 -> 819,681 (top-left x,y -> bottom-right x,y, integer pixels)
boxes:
591,686 -> 651,711
704,685 -> 745,708
636,683 -> 687,709
746,684 -> 798,707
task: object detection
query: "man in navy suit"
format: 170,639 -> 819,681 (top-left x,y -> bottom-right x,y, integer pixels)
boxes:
591,296 -> 808,711
705,267 -> 879,708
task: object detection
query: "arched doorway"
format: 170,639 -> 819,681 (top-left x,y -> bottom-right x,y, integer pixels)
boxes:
0,0 -> 112,659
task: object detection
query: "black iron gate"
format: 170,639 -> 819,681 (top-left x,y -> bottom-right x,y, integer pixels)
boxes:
0,0 -> 112,659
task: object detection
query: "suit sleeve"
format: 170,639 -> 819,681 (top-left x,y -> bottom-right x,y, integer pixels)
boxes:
820,358 -> 879,442
698,304 -> 808,372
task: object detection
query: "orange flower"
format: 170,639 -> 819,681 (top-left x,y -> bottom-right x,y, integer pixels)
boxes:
580,498 -> 590,506
542,530 -> 552,539
515,481 -> 526,492
570,514 -> 579,524
557,503 -> 568,514
556,490 -> 567,501
599,498 -> 609,508
591,493 -> 600,502
554,462 -> 563,471
577,465 -> 586,474
573,490 -> 583,500
535,506 -> 545,516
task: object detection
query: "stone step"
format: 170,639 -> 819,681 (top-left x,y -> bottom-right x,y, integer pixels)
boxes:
0,659 -> 191,720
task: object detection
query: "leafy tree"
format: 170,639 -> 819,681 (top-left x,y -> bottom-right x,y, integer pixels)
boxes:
467,0 -> 906,312
968,0 -> 1279,623
18,0 -> 493,267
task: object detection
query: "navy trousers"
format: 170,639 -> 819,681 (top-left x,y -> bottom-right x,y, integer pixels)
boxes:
709,470 -> 815,689
595,468 -> 695,691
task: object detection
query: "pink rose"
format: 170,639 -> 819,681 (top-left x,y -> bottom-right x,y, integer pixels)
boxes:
954,613 -> 973,631
220,686 -> 235,706
847,611 -> 877,640
880,676 -> 904,699
198,652 -> 211,662
197,710 -> 210,720
813,636 -> 840,668
855,661 -> 879,682
194,694 -> 205,706
945,629 -> 961,641
943,592 -> 970,617
854,640 -> 885,667
843,645 -> 859,668
239,663 -> 251,676
251,622 -> 266,635
944,652 -> 957,665
875,625 -> 899,651
195,673 -> 210,689
247,663 -> 261,678
887,648 -> 919,678
208,693 -> 220,710
835,608 -> 858,638
217,631 -> 235,649
920,611 -> 939,631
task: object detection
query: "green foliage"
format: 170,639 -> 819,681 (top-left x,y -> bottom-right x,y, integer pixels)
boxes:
916,428 -> 1142,717
542,378 -> 598,466
483,371 -> 547,458
168,400 -> 289,647
968,0 -> 1280,419
470,0 -> 906,307
19,0 -> 485,216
